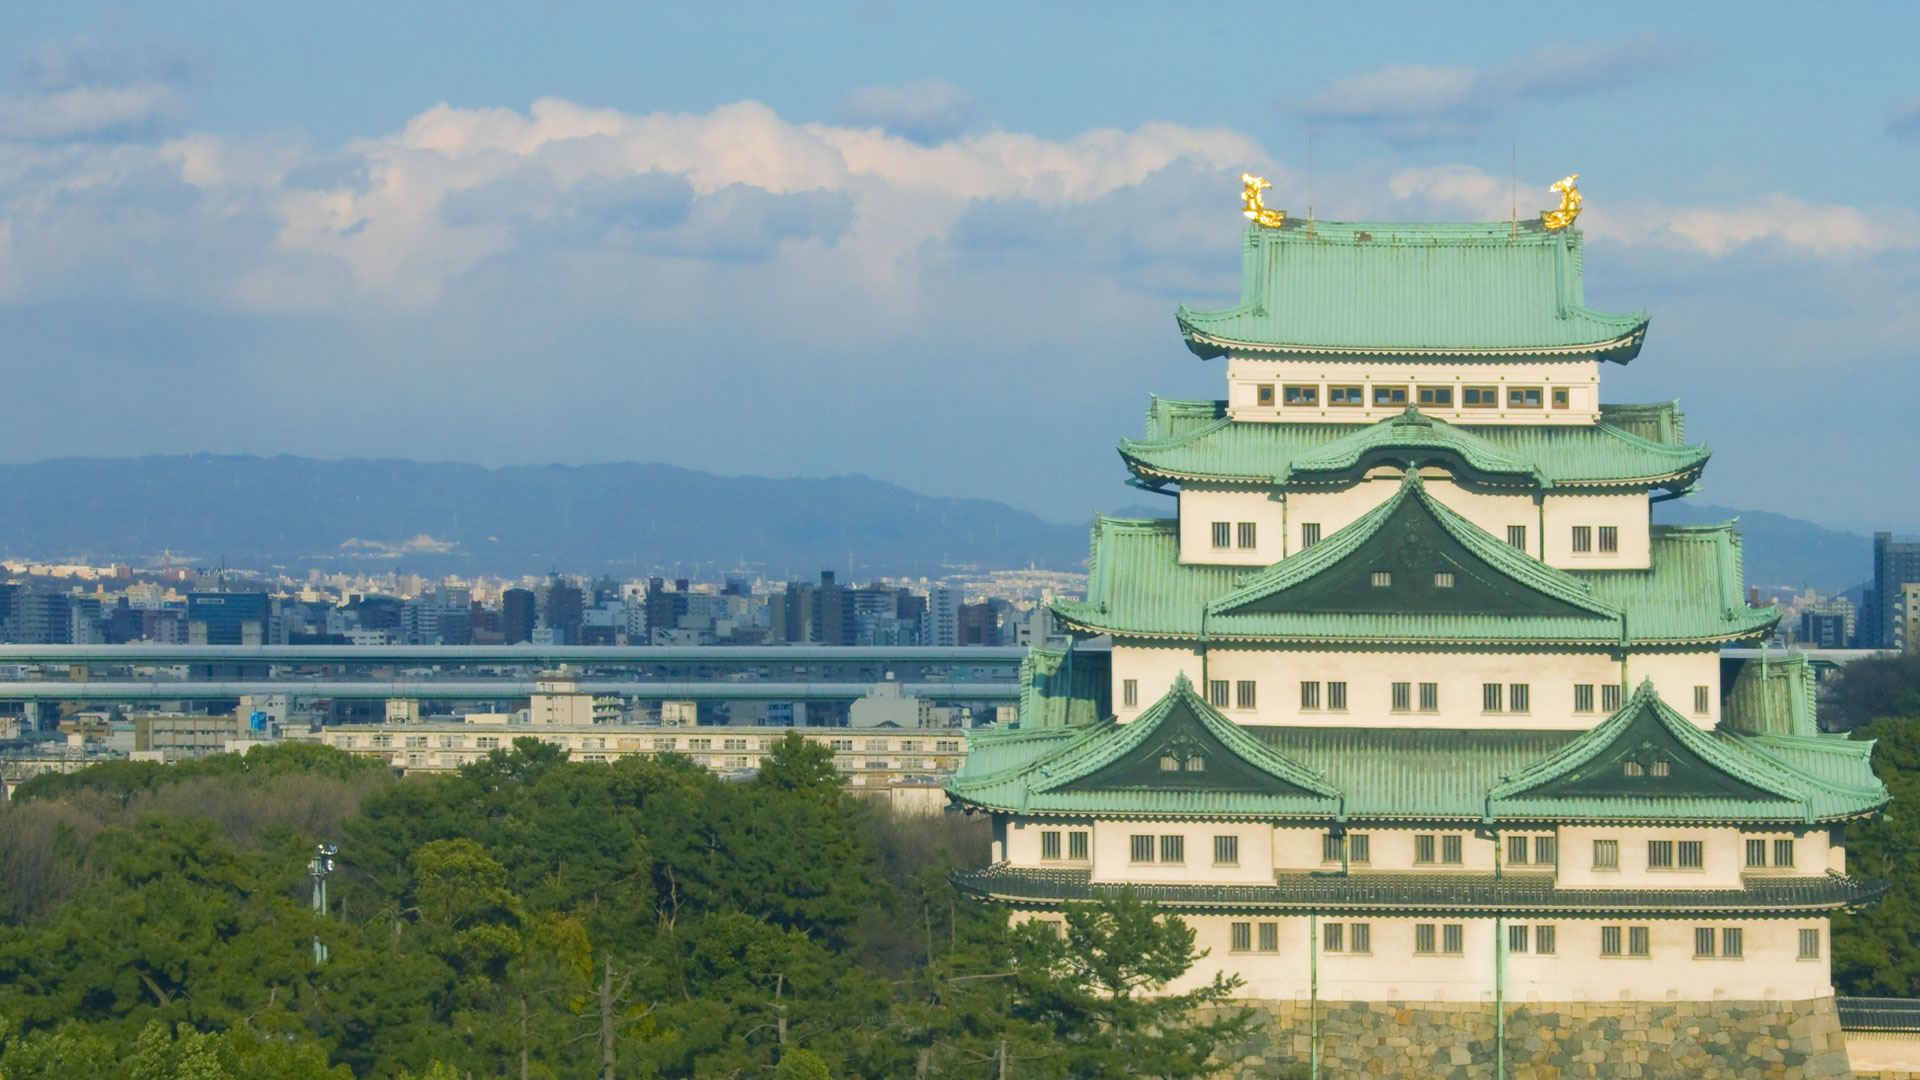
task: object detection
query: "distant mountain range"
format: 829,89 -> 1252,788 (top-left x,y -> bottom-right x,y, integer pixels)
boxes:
0,455 -> 1874,592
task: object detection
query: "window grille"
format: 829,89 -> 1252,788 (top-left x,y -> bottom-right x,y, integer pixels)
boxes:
1415,924 -> 1437,954
1420,682 -> 1439,711
1628,927 -> 1650,956
1509,683 -> 1530,712
1322,833 -> 1344,862
1535,836 -> 1557,864
1774,839 -> 1795,867
1441,835 -> 1463,864
1602,684 -> 1622,711
1574,684 -> 1595,712
1211,522 -> 1231,549
1130,835 -> 1155,863
1648,840 -> 1675,868
1122,679 -> 1138,707
1351,923 -> 1371,953
1300,681 -> 1321,709
1601,926 -> 1623,955
1041,831 -> 1061,860
1799,929 -> 1820,959
1324,922 -> 1344,952
1068,832 -> 1089,860
1678,841 -> 1704,868
1391,682 -> 1411,711
1572,526 -> 1592,552
1371,570 -> 1392,587
1746,839 -> 1767,867
1722,928 -> 1743,958
1258,922 -> 1279,952
1593,840 -> 1619,869
1414,835 -> 1436,864
1507,836 -> 1530,864
1442,924 -> 1464,953
1159,835 -> 1184,864
1694,685 -> 1711,715
1695,927 -> 1715,956
1434,571 -> 1455,588
1599,525 -> 1618,553
1329,682 -> 1348,710
1209,680 -> 1230,707
1535,925 -> 1556,954
1483,683 -> 1503,712
1231,922 -> 1252,951
1237,522 -> 1257,549
1214,835 -> 1239,866
1509,924 -> 1530,953
1349,834 -> 1370,863
1236,680 -> 1257,709
1507,525 -> 1528,550
1302,523 -> 1322,547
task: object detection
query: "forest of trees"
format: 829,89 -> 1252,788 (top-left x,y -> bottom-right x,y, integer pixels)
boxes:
0,736 -> 1253,1080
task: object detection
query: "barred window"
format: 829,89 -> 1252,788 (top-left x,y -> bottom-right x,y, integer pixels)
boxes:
1069,831 -> 1089,860
1509,683 -> 1530,712
1123,679 -> 1138,707
1509,924 -> 1530,953
1300,681 -> 1321,709
1572,525 -> 1593,553
1574,684 -> 1595,712
1237,522 -> 1258,549
1258,922 -> 1279,952
1443,924 -> 1464,954
1414,834 -> 1437,864
1695,927 -> 1716,956
1441,835 -> 1463,865
1535,925 -> 1556,954
1774,839 -> 1795,867
1507,525 -> 1528,551
1602,684 -> 1622,711
1231,922 -> 1252,952
1600,926 -> 1623,956
1349,834 -> 1371,864
1694,685 -> 1711,715
1352,923 -> 1371,953
1434,571 -> 1455,588
1507,836 -> 1530,864
1371,570 -> 1392,588
1420,682 -> 1439,711
1535,836 -> 1557,865
1209,680 -> 1230,708
1236,680 -> 1257,709
1799,929 -> 1821,959
1599,526 -> 1619,553
1629,927 -> 1650,956
1678,841 -> 1704,869
1391,682 -> 1412,711
1302,523 -> 1322,548
1746,838 -> 1767,867
1329,682 -> 1348,710
1041,831 -> 1061,860
1211,522 -> 1231,549
1722,928 -> 1743,958
1323,833 -> 1344,863
1415,924 -> 1437,954
1130,834 -> 1155,863
1648,840 -> 1675,868
1483,683 -> 1503,712
1214,835 -> 1239,866
1593,840 -> 1619,869
1159,835 -> 1185,864
1324,922 -> 1344,952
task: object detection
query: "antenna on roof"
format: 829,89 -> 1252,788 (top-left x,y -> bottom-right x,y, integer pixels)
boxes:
1509,138 -> 1518,241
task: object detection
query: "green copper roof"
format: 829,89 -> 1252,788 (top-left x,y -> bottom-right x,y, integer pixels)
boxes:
953,865 -> 1886,916
1119,410 -> 1711,492
1487,680 -> 1884,823
949,675 -> 1341,817
1019,646 -> 1109,729
1598,401 -> 1687,445
1051,500 -> 1775,647
949,680 -> 1884,825
1723,651 -> 1820,737
1174,222 -> 1649,362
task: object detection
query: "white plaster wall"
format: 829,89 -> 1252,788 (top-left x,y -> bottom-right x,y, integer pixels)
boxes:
1110,644 -> 1203,722
1223,358 -> 1602,426
1090,820 -> 1275,885
1276,478 -> 1405,556
1556,825 -> 1746,888
1177,487 -> 1287,566
1623,651 -> 1722,729
1191,648 -> 1625,730
1165,915 -> 1831,1004
1541,493 -> 1652,569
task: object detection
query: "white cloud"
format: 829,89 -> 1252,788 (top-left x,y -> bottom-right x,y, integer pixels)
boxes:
0,83 -> 184,139
1298,36 -> 1684,142
833,78 -> 976,145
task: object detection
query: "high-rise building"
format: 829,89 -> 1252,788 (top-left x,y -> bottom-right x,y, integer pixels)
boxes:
947,187 -> 1886,1072
1866,532 -> 1920,647
924,586 -> 960,647
501,588 -> 536,645
543,578 -> 584,646
186,591 -> 270,645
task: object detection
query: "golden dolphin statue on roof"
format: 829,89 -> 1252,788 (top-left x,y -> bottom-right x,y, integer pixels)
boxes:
1240,174 -> 1285,228
1541,174 -> 1583,230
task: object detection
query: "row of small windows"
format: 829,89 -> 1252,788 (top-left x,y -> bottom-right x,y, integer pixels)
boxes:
1254,384 -> 1575,410
1039,830 -> 1091,861
1121,678 -> 1695,717
1078,830 -> 1795,872
1210,521 -> 1258,549
1125,834 -> 1246,866
1229,923 -> 1818,960
1571,525 -> 1620,554
1210,523 -> 1620,559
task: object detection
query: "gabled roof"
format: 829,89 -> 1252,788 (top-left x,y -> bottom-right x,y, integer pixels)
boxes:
1209,472 -> 1619,622
1052,513 -> 1776,646
1174,222 -> 1649,363
1117,410 -> 1711,493
946,674 -> 1340,817
1488,680 -> 1885,822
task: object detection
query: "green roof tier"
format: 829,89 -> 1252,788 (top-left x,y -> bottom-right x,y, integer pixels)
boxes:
1051,486 -> 1776,647
1119,408 -> 1711,493
952,865 -> 1886,916
1174,221 -> 1649,362
947,680 -> 1884,824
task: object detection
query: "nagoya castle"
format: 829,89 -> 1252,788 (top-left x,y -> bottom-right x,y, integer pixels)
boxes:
946,177 -> 1889,1079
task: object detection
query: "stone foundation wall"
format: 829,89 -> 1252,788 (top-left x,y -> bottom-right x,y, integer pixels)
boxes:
1199,996 -> 1853,1079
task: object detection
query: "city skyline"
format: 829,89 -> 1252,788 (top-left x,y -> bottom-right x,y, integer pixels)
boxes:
1,3 -> 1917,532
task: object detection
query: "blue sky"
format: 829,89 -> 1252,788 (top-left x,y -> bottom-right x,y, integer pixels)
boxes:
2,1 -> 1917,532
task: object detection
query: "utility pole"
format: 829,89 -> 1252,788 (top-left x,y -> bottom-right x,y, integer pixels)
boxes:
308,843 -> 337,965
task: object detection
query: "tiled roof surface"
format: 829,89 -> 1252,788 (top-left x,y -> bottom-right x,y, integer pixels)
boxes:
1119,412 -> 1710,491
1174,222 -> 1648,361
952,865 -> 1886,915
1051,513 -> 1776,646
